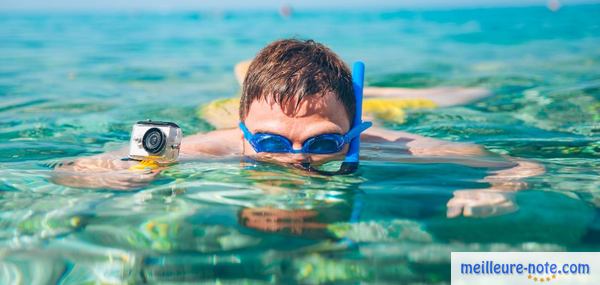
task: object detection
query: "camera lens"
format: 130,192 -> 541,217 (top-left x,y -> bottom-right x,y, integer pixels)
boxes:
142,128 -> 166,154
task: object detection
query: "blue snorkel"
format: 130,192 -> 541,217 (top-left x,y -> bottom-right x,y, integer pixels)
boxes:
345,61 -> 366,165
301,61 -> 371,175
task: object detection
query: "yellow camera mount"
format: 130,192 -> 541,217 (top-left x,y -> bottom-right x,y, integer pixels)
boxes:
128,156 -> 161,171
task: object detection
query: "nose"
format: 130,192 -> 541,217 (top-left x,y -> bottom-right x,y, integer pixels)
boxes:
288,142 -> 308,162
288,152 -> 309,164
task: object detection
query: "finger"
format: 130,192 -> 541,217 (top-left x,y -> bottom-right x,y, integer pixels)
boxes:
446,198 -> 465,218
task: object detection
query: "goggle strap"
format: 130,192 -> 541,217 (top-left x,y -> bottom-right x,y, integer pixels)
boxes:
343,121 -> 373,143
238,122 -> 254,141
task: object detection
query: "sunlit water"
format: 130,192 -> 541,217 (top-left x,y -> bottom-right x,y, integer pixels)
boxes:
1,4 -> 599,284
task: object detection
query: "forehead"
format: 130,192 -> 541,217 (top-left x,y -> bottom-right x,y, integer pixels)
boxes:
245,92 -> 351,133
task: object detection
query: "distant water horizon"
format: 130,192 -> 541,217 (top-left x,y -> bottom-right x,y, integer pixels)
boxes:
1,0 -> 600,12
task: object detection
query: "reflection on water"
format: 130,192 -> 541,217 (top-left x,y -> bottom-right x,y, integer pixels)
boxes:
1,4 -> 600,284
1,157 -> 597,283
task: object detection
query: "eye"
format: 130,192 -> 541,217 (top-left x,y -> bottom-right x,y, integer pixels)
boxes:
304,135 -> 343,154
255,135 -> 291,153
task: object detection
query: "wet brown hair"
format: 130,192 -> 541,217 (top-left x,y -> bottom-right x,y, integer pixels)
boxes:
239,39 -> 354,123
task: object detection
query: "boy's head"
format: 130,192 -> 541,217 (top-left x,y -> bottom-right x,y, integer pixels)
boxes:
239,39 -> 356,165
240,39 -> 355,122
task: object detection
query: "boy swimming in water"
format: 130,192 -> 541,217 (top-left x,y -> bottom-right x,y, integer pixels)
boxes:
53,39 -> 544,217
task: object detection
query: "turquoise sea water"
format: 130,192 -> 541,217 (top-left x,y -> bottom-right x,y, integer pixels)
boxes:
1,4 -> 600,284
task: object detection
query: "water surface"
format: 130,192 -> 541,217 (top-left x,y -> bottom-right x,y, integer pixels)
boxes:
1,4 -> 599,284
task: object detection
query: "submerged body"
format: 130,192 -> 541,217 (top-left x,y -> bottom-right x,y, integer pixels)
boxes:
53,90 -> 543,218
53,40 -> 544,218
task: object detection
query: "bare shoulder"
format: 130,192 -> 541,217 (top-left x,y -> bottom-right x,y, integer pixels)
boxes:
363,126 -> 428,142
363,126 -> 485,156
181,128 -> 242,156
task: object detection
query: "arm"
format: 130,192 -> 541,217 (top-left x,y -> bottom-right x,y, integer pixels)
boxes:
51,147 -> 161,191
365,126 -> 490,159
364,127 -> 545,218
403,131 -> 545,187
365,126 -> 540,171
52,129 -> 241,190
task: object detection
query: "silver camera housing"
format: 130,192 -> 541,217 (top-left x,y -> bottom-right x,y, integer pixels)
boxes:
128,120 -> 182,164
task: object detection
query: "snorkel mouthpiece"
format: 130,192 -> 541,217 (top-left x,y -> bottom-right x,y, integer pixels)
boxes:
301,61 -> 370,176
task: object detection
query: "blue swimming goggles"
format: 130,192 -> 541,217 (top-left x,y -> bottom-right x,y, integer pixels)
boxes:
240,61 -> 369,175
239,121 -> 372,154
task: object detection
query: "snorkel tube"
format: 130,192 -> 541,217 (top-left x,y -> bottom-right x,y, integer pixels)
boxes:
301,61 -> 370,175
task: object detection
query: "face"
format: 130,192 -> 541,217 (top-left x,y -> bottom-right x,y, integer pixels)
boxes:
241,92 -> 351,167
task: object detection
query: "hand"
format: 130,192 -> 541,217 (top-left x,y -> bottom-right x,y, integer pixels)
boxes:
446,158 -> 545,218
446,189 -> 517,218
52,168 -> 159,191
51,154 -> 161,191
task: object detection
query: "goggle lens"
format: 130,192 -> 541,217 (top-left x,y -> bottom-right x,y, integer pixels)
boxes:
254,135 -> 291,153
303,135 -> 343,154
